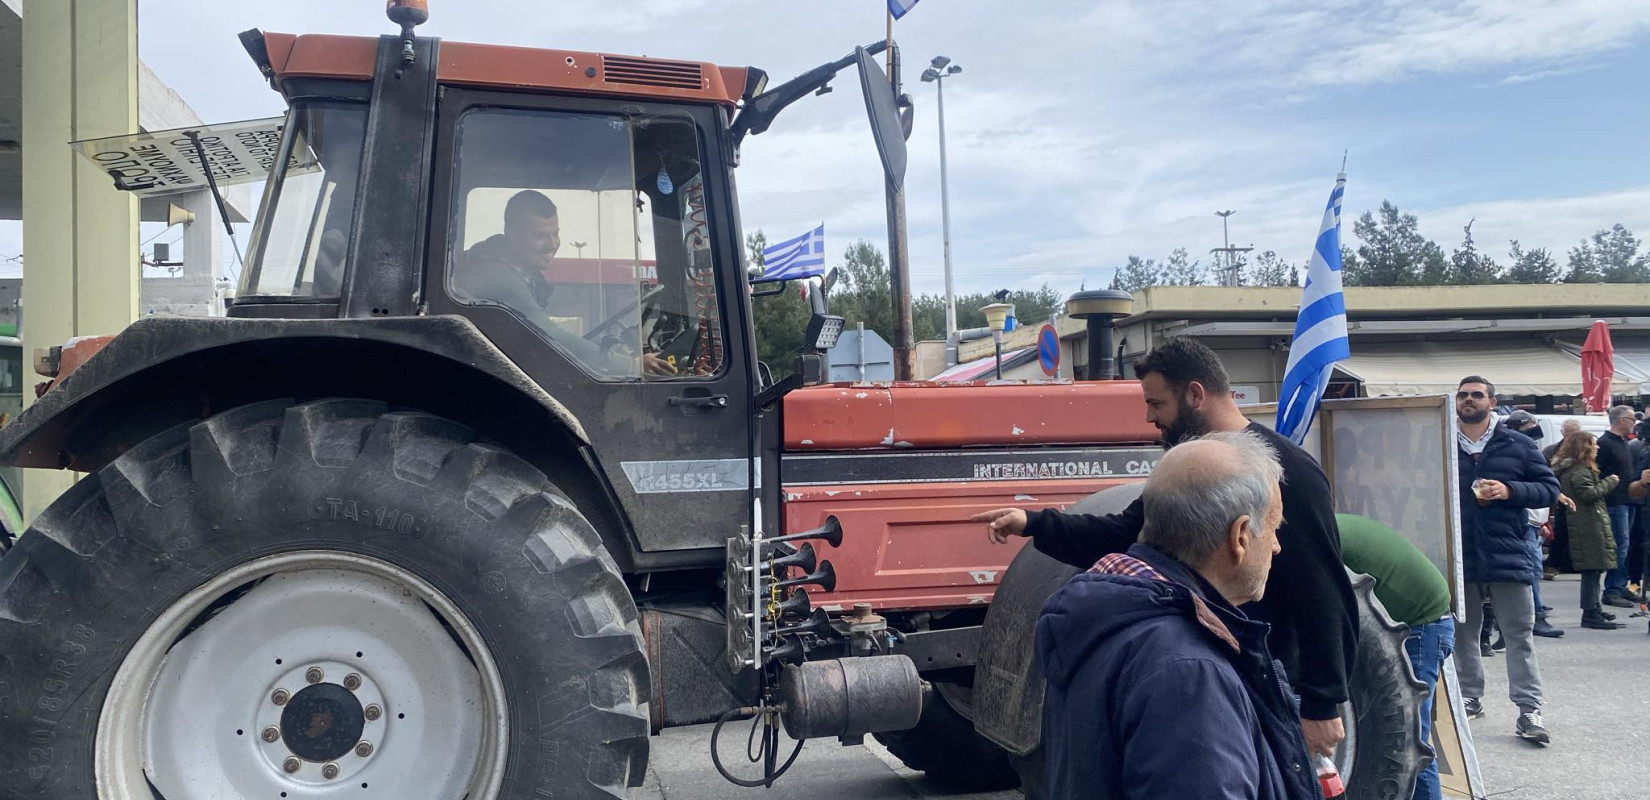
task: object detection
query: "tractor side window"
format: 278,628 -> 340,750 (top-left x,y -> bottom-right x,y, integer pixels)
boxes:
446,108 -> 723,381
241,102 -> 367,298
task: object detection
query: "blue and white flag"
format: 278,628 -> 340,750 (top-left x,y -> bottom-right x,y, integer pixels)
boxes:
889,0 -> 921,20
1275,173 -> 1351,445
756,224 -> 827,283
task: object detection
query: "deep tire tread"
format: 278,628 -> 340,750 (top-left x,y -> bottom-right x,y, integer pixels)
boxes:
0,399 -> 650,799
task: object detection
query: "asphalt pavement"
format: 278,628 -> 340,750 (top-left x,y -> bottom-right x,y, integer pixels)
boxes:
1470,573 -> 1650,799
635,574 -> 1649,800
633,718 -> 1018,800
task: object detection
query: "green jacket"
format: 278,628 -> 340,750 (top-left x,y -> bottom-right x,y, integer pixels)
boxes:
1557,460 -> 1618,572
1335,514 -> 1451,627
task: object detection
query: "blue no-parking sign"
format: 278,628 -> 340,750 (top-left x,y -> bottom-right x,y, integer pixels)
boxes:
1037,324 -> 1060,376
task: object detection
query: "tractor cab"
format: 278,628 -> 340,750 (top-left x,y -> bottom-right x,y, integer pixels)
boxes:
204,18 -> 901,566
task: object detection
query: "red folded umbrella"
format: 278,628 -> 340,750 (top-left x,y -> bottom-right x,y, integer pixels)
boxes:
1581,320 -> 1615,413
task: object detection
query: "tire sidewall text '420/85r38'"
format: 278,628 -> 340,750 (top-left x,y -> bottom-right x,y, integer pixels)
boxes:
0,398 -> 649,799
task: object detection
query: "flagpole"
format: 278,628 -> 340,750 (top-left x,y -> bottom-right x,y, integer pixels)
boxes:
883,3 -> 915,379
886,8 -> 894,77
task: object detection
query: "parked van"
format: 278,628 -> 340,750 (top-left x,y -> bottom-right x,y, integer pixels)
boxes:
1525,413 -> 1611,449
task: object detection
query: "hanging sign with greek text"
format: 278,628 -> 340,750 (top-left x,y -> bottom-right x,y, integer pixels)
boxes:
70,117 -> 317,198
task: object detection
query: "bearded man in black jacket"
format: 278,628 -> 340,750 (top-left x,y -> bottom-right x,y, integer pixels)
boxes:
974,338 -> 1358,758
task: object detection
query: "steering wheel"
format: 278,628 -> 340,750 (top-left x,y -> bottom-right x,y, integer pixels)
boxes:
584,283 -> 668,342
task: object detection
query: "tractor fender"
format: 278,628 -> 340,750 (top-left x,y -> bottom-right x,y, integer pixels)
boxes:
2,314 -> 586,471
0,315 -> 649,567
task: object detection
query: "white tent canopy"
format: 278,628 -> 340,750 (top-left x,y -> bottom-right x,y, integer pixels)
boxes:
1338,341 -> 1649,398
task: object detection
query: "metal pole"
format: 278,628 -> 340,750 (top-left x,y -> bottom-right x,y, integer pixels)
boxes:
938,75 -> 956,343
1216,209 -> 1235,287
885,43 -> 916,380
993,333 -> 1004,380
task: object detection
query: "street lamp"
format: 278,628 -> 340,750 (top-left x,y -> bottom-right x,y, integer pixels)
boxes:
921,56 -> 964,363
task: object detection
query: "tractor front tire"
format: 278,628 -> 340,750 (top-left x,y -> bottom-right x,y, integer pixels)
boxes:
0,399 -> 649,799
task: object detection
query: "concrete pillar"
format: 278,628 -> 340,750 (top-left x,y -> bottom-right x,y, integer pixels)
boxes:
20,0 -> 140,519
141,190 -> 223,316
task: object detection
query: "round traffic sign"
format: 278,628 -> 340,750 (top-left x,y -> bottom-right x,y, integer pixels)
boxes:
1037,324 -> 1060,376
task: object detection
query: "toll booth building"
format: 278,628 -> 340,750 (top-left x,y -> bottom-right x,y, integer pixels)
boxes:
933,284 -> 1650,411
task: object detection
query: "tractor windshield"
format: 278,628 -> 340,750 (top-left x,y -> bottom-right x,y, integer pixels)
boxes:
445,108 -> 723,381
239,102 -> 368,299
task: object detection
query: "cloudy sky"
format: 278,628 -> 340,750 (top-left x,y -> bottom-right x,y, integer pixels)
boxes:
7,0 -> 1650,296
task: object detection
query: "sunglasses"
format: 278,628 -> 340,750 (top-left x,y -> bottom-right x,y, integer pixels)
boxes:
1456,391 -> 1489,400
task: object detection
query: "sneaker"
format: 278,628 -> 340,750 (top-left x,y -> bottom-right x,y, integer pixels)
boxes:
1491,633 -> 1506,652
1538,604 -> 1554,613
1543,566 -> 1559,581
1604,594 -> 1636,608
1582,611 -> 1626,630
1480,642 -> 1495,657
1464,698 -> 1485,719
1516,711 -> 1551,745
1533,618 -> 1565,638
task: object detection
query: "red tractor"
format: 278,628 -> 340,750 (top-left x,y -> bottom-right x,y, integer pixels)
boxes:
0,5 -> 1422,798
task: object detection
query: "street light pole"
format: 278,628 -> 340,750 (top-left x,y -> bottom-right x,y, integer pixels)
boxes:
937,71 -> 955,342
923,57 -> 963,364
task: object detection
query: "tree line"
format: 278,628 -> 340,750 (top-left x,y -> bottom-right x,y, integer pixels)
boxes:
748,207 -> 1650,373
1108,201 -> 1650,290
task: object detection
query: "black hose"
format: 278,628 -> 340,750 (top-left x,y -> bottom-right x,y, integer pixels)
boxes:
710,706 -> 806,788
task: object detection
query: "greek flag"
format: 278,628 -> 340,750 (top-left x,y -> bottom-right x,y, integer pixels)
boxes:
755,224 -> 826,283
1276,173 -> 1351,445
889,0 -> 921,19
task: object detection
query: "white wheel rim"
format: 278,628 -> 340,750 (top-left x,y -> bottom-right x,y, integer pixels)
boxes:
96,551 -> 508,800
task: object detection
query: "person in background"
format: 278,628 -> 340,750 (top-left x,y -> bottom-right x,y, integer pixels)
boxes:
1629,418 -> 1650,600
1542,418 -> 1584,577
1503,412 -> 1563,638
1552,432 -> 1626,630
1452,376 -> 1558,745
1598,406 -> 1641,608
1335,514 -> 1452,800
1036,431 -> 1316,800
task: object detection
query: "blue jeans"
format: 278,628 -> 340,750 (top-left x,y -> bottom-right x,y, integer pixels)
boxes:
1606,505 -> 1635,596
1527,526 -> 1545,612
1405,616 -> 1456,800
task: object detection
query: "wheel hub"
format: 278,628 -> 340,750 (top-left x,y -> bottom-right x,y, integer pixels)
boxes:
254,659 -> 387,783
282,683 -> 365,761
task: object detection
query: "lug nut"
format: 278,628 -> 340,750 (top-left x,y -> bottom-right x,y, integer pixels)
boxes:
343,673 -> 362,691
322,762 -> 340,780
364,704 -> 382,721
271,689 -> 290,706
282,756 -> 301,774
261,726 -> 280,743
355,741 -> 374,757
305,667 -> 324,684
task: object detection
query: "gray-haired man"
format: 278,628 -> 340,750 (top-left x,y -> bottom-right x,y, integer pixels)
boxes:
1600,405 -> 1644,606
1036,431 -> 1317,800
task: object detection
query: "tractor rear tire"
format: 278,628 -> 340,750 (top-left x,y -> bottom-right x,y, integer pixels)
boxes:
874,681 -> 1020,790
1338,570 -> 1431,800
0,399 -> 649,799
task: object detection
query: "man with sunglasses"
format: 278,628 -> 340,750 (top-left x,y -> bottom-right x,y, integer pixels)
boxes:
1452,376 -> 1560,745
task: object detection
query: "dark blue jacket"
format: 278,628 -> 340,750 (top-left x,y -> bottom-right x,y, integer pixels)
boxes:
1035,544 -> 1318,800
1458,424 -> 1560,584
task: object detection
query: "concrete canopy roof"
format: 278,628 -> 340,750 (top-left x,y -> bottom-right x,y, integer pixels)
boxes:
0,0 -> 249,223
